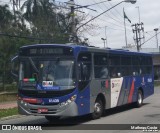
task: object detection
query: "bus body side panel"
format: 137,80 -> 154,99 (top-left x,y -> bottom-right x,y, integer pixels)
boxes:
125,76 -> 145,104
117,77 -> 132,106
140,75 -> 154,99
110,78 -> 123,108
129,76 -> 141,103
76,87 -> 90,116
114,76 -> 142,107
89,79 -> 110,112
132,75 -> 154,100
116,75 -> 154,106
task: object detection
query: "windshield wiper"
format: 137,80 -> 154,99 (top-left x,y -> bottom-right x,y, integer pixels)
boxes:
28,57 -> 39,73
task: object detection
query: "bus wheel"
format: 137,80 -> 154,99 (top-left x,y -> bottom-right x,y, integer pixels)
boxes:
92,99 -> 103,119
135,90 -> 143,107
45,116 -> 60,122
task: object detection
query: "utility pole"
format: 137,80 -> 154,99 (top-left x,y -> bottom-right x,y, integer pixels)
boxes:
123,8 -> 128,47
154,28 -> 159,48
132,23 -> 144,52
136,6 -> 141,24
67,0 -> 77,43
135,6 -> 144,44
132,24 -> 139,52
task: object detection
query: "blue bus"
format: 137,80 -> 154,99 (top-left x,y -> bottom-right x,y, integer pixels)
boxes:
11,44 -> 154,121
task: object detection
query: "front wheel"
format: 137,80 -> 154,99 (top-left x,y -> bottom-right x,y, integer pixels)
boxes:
91,99 -> 103,119
135,90 -> 143,107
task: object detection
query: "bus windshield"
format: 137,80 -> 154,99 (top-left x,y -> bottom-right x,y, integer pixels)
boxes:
19,58 -> 76,90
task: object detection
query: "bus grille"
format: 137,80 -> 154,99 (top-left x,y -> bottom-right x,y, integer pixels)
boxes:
19,89 -> 75,98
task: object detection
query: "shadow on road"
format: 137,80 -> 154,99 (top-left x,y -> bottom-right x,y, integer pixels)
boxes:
45,103 -> 150,125
15,103 -> 150,127
103,103 -> 149,117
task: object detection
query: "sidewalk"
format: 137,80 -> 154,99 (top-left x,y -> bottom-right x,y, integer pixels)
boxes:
0,101 -> 17,109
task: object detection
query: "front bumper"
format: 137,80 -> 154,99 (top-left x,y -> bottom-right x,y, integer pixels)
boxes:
18,100 -> 78,117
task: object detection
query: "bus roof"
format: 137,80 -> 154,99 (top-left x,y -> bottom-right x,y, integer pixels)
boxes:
20,44 -> 152,56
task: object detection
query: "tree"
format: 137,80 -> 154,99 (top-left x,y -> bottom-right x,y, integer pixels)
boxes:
21,0 -> 70,43
0,5 -> 32,91
0,5 -> 13,32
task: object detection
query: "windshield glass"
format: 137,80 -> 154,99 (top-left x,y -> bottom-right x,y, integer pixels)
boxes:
19,58 -> 76,90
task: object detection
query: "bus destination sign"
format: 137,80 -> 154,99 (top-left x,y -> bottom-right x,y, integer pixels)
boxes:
19,47 -> 73,56
29,48 -> 63,55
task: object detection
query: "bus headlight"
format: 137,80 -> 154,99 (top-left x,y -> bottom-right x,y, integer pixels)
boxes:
59,95 -> 77,107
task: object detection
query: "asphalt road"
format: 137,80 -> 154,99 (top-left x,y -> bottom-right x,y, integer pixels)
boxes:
0,87 -> 160,133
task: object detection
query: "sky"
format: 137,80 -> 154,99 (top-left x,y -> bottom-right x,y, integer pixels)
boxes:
0,0 -> 160,49
60,0 -> 160,48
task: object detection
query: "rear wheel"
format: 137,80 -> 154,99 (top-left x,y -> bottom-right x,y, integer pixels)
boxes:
45,116 -> 60,122
135,90 -> 143,107
91,99 -> 103,119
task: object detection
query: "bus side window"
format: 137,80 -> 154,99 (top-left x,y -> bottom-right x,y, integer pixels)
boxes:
78,53 -> 91,81
109,54 -> 121,78
94,54 -> 109,79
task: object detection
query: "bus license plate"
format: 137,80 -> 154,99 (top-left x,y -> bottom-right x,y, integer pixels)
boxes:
38,108 -> 48,113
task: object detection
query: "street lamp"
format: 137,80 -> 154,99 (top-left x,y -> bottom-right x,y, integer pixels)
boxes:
154,28 -> 159,48
76,0 -> 137,32
101,38 -> 106,48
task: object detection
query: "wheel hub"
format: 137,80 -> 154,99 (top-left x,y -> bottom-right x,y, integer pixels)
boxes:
94,103 -> 101,113
138,93 -> 142,104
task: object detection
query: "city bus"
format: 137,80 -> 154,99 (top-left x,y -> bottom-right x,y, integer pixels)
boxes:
11,44 -> 154,121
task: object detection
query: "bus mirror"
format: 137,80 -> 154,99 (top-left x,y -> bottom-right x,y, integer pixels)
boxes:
11,55 -> 19,78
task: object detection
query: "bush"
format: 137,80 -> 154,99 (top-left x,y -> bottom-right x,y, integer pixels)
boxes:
0,83 -> 17,92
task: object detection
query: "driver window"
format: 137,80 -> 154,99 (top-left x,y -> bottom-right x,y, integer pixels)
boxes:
78,53 -> 92,81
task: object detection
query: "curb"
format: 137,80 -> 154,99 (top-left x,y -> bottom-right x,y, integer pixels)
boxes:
0,115 -> 24,121
0,92 -> 17,95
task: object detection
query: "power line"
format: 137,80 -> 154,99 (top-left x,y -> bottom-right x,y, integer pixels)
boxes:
145,32 -> 157,43
141,32 -> 160,46
92,0 -> 132,29
108,1 -> 132,27
92,0 -> 122,23
103,2 -> 125,25
108,1 -> 124,19
93,15 -> 132,32
99,26 -> 128,32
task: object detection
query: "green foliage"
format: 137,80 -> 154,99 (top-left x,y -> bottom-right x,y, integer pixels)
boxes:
0,108 -> 18,119
0,83 -> 17,92
21,0 -> 70,43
